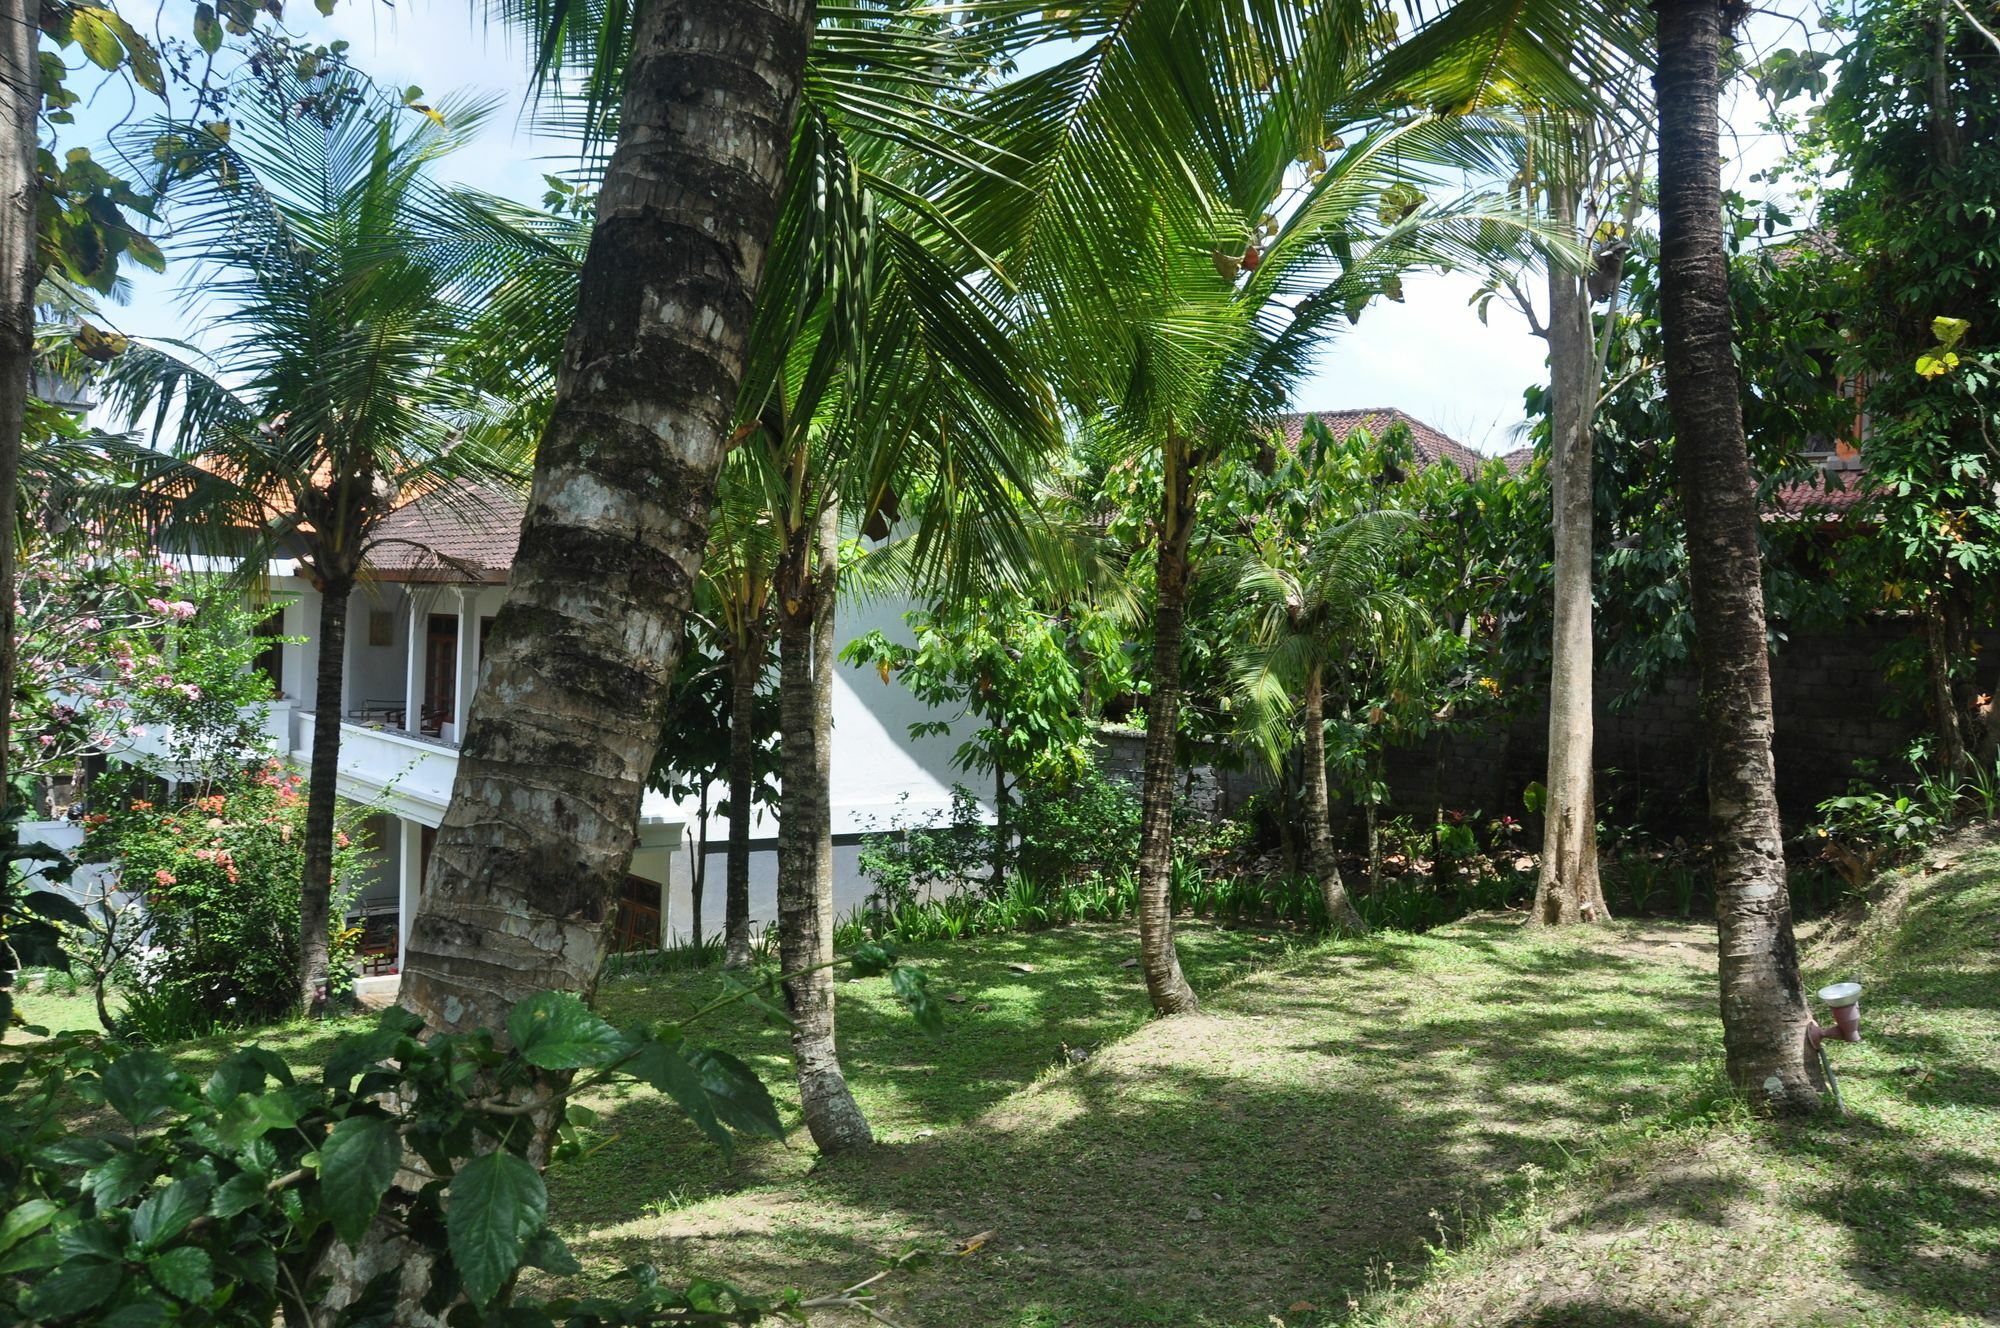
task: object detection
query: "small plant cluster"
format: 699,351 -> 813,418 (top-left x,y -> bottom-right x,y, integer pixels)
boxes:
0,947 -> 943,1325
857,769 -> 1146,913
74,764 -> 371,1039
1809,764 -> 1971,892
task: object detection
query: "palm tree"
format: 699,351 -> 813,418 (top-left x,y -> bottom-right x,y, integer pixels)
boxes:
102,76 -> 528,1007
0,0 -> 35,810
389,0 -> 1647,1040
1236,502 -> 1423,934
1654,0 -> 1821,1112
698,456 -> 780,971
1023,48 -> 1551,1011
732,100 -> 1056,1150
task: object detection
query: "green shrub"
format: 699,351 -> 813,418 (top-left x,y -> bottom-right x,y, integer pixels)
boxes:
82,763 -> 370,1037
1013,763 -> 1141,883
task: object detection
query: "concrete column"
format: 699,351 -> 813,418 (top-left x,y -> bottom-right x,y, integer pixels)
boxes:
397,817 -> 423,969
452,588 -> 476,741
403,590 -> 423,735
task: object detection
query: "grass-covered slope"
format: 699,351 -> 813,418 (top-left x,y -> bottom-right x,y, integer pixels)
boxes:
1358,831 -> 2000,1328
545,916 -> 1724,1326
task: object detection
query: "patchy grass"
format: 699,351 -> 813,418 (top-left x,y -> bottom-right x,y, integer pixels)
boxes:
1353,830 -> 2000,1328
540,916 -> 1724,1326
16,837 -> 1991,1328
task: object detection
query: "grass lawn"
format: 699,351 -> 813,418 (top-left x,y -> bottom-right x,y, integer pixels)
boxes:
1356,832 -> 2000,1328
11,838 -> 1993,1327
542,915 -> 1727,1325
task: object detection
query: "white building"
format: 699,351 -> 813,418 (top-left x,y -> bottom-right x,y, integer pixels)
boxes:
217,484 -> 976,974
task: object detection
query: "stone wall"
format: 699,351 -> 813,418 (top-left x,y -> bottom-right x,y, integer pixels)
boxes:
1102,620 -> 1939,831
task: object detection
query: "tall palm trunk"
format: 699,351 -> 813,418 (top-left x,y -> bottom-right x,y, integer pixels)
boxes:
299,573 -> 353,1007
0,0 -> 36,813
1137,436 -> 1199,1015
1302,661 -> 1366,934
1532,185 -> 1609,925
775,505 -> 872,1153
397,0 -> 814,1041
1656,0 -> 1821,1113
723,625 -> 762,968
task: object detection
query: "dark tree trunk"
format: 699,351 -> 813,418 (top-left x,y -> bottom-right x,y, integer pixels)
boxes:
1657,0 -> 1822,1114
300,574 -> 353,1009
723,626 -> 761,969
1137,437 -> 1199,1015
1302,662 -> 1366,934
774,505 -> 872,1154
992,763 -> 1009,889
0,0 -> 36,813
1532,175 -> 1610,925
1923,592 -> 1971,781
690,780 -> 709,949
396,0 -> 815,1045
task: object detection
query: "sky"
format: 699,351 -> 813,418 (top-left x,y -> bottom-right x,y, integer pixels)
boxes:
74,1 -> 1829,458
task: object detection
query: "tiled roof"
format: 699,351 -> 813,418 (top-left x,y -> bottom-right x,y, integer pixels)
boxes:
1278,408 -> 1497,478
1769,466 -> 1874,519
364,483 -> 526,582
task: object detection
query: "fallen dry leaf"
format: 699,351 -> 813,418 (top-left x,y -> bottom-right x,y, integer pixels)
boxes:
954,1230 -> 996,1256
1004,962 -> 1035,974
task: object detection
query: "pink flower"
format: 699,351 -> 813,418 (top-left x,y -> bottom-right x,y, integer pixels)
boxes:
146,597 -> 171,615
81,617 -> 100,630
37,734 -> 53,747
154,869 -> 177,886
335,832 -> 351,848
167,600 -> 196,620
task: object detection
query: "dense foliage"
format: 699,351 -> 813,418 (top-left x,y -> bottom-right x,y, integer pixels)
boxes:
78,765 -> 370,1034
0,963 -> 938,1327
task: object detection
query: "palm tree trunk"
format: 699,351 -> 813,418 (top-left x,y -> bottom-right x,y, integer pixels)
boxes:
1657,0 -> 1821,1114
395,0 -> 814,1043
1137,437 -> 1199,1015
0,0 -> 36,814
775,505 -> 872,1154
1532,192 -> 1609,925
723,627 -> 761,969
1302,662 -> 1366,934
690,780 -> 709,949
299,575 -> 353,1009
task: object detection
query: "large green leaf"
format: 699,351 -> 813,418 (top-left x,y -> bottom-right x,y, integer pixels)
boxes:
627,1039 -> 727,1152
148,1245 -> 215,1303
318,1114 -> 404,1247
446,1150 -> 547,1306
22,1259 -> 122,1318
505,991 -> 629,1070
101,1050 -> 185,1125
687,1048 -> 785,1141
131,1176 -> 211,1251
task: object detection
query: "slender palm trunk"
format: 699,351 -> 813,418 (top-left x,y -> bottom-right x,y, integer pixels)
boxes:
775,505 -> 872,1154
1302,662 -> 1366,934
723,626 -> 761,968
1657,0 -> 1821,1113
1532,197 -> 1609,925
300,575 -> 352,1009
396,0 -> 814,1046
1137,438 -> 1199,1015
0,0 -> 36,813
690,781 -> 709,949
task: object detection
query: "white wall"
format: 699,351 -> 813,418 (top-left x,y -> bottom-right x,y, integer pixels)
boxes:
343,585 -> 411,716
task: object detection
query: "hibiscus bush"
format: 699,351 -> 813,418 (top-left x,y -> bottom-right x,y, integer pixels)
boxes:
15,540 -> 287,798
82,763 -> 371,1038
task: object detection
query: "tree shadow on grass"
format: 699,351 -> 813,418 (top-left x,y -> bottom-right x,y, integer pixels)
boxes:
564,920 -> 1726,1327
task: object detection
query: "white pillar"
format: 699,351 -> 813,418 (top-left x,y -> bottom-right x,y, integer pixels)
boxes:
397,817 -> 423,969
452,588 -> 476,740
403,590 -> 424,735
